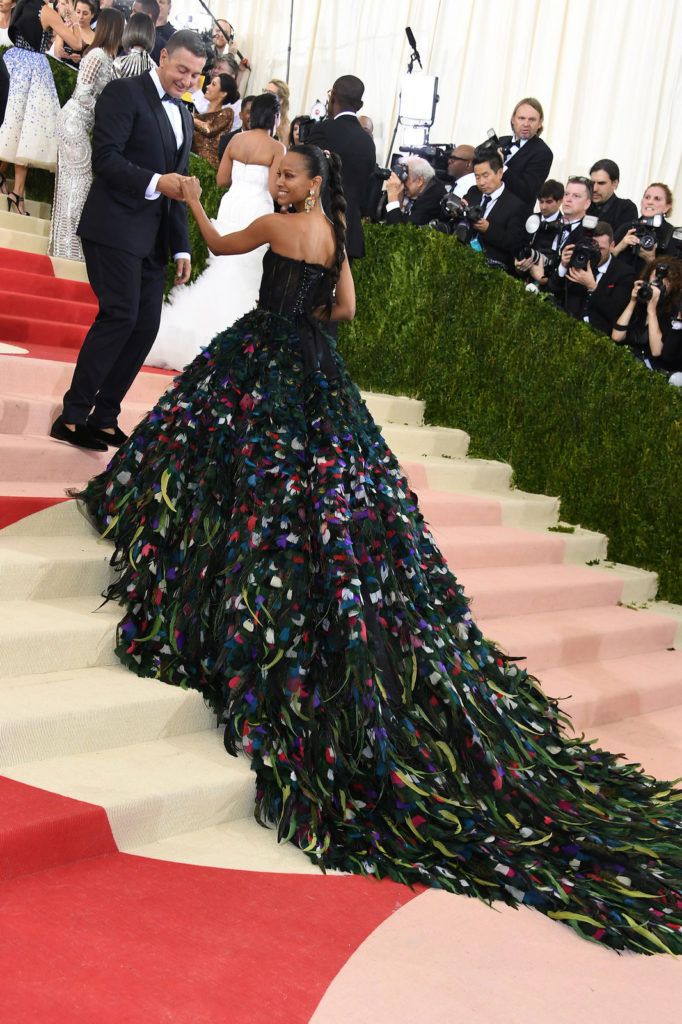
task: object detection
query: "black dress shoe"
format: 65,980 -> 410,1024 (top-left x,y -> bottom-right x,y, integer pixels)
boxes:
49,416 -> 108,452
87,424 -> 129,447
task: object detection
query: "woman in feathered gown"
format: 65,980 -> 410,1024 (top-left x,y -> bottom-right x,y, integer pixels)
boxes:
76,144 -> 682,955
145,92 -> 285,371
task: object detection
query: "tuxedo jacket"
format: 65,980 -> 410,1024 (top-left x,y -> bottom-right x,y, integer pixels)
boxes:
563,255 -> 635,334
498,134 -> 553,211
385,177 -> 447,227
306,114 -> 376,259
464,184 -> 527,271
78,73 -> 192,260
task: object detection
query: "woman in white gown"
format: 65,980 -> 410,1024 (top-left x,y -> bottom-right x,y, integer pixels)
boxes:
146,92 -> 285,371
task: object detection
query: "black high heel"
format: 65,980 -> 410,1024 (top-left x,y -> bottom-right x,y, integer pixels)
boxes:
0,172 -> 8,196
7,191 -> 30,216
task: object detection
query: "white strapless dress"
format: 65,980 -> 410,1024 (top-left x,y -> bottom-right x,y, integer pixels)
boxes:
146,161 -> 273,371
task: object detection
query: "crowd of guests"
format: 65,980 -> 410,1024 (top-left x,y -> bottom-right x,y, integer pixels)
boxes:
380,97 -> 682,384
0,5 -> 679,383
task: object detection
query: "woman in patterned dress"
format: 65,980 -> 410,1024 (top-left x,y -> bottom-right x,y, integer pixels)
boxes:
48,7 -> 124,260
0,0 -> 84,214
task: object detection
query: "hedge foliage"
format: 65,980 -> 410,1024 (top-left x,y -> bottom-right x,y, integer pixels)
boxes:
339,226 -> 682,603
0,48 -> 219,284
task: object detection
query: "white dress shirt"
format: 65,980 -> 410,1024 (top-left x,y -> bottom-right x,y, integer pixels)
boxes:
479,182 -> 505,219
144,68 -> 190,262
505,137 -> 528,162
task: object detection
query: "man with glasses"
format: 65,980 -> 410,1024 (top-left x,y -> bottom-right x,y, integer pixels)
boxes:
447,145 -> 476,198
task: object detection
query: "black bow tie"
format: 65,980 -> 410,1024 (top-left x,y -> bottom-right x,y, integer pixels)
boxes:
163,93 -> 182,107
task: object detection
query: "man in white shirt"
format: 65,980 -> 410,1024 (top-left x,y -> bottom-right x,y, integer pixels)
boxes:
446,145 -> 476,198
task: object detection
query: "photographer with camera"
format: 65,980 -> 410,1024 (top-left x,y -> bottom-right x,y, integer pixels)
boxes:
460,153 -> 527,272
446,145 -> 476,198
558,221 -> 635,334
588,159 -> 638,232
384,155 -> 447,226
613,182 -> 681,275
518,176 -> 594,286
497,97 -> 553,212
611,257 -> 682,379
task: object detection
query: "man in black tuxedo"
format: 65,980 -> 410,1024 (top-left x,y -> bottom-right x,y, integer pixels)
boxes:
560,221 -> 635,333
464,154 -> 527,272
498,97 -> 553,212
305,75 -> 376,260
588,159 -> 638,232
51,30 -> 205,451
151,0 -> 175,64
384,156 -> 447,226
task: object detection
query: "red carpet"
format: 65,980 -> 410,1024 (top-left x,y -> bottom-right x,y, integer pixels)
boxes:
0,777 -> 117,881
0,494 -> 67,529
0,849 -> 417,1023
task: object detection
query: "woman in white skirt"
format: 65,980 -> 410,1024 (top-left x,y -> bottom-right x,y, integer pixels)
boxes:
0,0 -> 83,214
48,7 -> 123,260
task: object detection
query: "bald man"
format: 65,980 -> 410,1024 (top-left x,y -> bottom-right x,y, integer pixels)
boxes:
447,145 -> 476,197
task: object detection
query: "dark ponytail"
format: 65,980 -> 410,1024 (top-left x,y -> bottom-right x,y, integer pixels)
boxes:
289,144 -> 347,289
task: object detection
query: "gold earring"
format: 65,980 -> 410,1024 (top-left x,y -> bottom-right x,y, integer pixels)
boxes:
304,190 -> 316,213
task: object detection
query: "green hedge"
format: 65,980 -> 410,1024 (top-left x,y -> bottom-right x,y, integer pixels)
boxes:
0,48 -> 218,284
339,226 -> 682,603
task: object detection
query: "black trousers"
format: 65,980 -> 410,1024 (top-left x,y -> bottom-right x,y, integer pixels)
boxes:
62,238 -> 167,427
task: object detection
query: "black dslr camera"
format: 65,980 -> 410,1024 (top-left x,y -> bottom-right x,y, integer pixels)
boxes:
428,193 -> 484,242
568,215 -> 600,272
473,129 -> 508,163
398,143 -> 454,182
515,215 -> 562,278
626,214 -> 664,252
637,263 -> 669,304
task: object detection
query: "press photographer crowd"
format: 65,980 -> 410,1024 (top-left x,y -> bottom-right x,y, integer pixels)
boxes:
0,2 -> 680,384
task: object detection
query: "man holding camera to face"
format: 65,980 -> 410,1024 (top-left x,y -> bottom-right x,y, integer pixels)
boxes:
384,156 -> 447,227
517,176 -> 595,287
557,221 -> 635,334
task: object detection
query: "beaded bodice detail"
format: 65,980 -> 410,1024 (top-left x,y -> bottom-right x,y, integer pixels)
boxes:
258,250 -> 332,318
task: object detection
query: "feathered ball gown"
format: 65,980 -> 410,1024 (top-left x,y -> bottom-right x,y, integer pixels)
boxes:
78,249 -> 682,955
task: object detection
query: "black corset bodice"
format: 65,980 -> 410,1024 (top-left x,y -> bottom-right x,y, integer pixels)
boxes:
258,250 -> 332,318
9,0 -> 53,52
257,250 -> 339,381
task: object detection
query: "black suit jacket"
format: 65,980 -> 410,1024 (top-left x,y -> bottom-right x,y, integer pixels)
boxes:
385,177 -> 447,227
588,193 -> 638,233
564,255 -> 635,334
499,134 -> 553,211
464,184 -> 527,271
78,73 -> 192,260
306,114 -> 376,259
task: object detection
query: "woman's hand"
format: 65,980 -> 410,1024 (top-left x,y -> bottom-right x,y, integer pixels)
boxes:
648,281 -> 662,308
630,279 -> 644,302
180,176 -> 202,204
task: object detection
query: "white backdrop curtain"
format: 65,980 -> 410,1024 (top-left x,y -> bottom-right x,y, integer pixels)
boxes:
174,0 -> 682,210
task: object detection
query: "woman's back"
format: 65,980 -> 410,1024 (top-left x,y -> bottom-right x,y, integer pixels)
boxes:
228,128 -> 284,168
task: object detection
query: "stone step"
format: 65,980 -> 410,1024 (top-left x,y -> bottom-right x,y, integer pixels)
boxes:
540,648 -> 682,730
479,604 -> 677,673
381,422 -> 469,459
431,524 -> 565,568
405,456 -> 512,494
0,665 -> 215,767
0,266 -> 95,302
0,209 -> 51,237
0,392 -> 151,437
0,595 -> 120,677
362,390 -> 424,427
50,255 -> 90,282
0,312 -> 88,348
2,728 -> 255,848
0,226 -> 49,256
129,817 -> 320,872
0,533 -> 111,599
591,704 -> 682,782
1,292 -> 96,326
0,433 -> 111,485
459,563 -> 623,619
